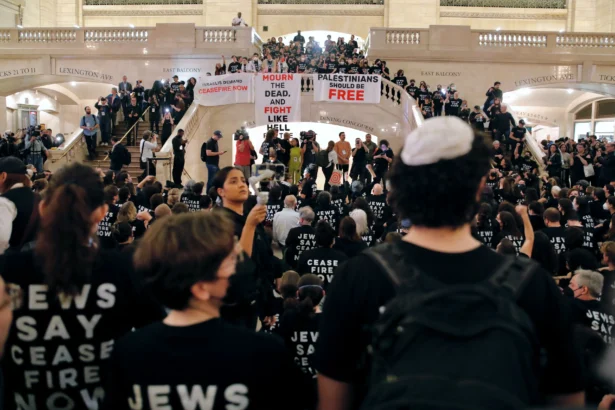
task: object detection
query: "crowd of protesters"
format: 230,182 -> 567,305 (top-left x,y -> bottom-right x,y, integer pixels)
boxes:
5,25 -> 615,410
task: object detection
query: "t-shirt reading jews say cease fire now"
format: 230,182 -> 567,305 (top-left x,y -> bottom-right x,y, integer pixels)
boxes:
297,247 -> 348,290
180,193 -> 202,213
278,312 -> 322,379
285,225 -> 317,268
541,226 -> 568,255
102,319 -> 306,410
367,194 -> 387,223
96,204 -> 120,249
1,249 -> 164,410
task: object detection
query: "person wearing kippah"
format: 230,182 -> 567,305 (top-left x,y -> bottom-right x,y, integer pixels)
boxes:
315,117 -> 585,410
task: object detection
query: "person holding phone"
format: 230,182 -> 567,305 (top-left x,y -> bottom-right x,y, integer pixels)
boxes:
160,111 -> 174,146
203,130 -> 226,192
372,140 -> 394,189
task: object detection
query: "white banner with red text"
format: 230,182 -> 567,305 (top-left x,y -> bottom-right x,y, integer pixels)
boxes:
313,73 -> 381,104
195,73 -> 254,106
255,73 -> 302,124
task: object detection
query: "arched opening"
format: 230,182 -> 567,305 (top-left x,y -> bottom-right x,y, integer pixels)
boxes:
503,86 -> 608,142
3,81 -> 116,136
572,99 -> 615,142
235,122 -> 379,188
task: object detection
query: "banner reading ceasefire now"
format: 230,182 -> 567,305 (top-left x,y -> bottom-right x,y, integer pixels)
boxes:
195,73 -> 254,106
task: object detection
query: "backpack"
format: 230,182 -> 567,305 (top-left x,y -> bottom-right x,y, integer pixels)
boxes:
361,244 -> 539,410
316,149 -> 329,168
123,147 -> 132,166
201,142 -> 207,162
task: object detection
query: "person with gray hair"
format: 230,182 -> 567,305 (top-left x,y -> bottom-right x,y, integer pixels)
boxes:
566,270 -> 613,343
285,206 -> 317,268
273,195 -> 300,248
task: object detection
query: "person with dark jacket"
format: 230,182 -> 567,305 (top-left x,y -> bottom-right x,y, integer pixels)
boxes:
171,129 -> 187,188
598,142 -> 615,186
109,136 -> 130,176
95,96 -> 113,146
333,216 -> 367,258
0,157 -> 38,255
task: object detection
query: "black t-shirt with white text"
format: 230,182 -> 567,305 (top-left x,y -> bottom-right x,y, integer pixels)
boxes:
228,61 -> 242,73
297,247 -> 348,289
1,249 -> 164,410
103,318 -> 306,409
97,204 -> 120,249
314,205 -> 340,230
285,225 -> 317,268
266,199 -> 284,225
541,226 -> 568,254
367,195 -> 387,223
180,193 -> 202,212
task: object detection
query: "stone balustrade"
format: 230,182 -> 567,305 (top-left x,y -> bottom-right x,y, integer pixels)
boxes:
0,25 -> 259,54
368,26 -> 615,61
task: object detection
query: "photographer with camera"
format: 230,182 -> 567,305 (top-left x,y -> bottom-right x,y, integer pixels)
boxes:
24,127 -> 47,173
234,127 -> 254,180
301,130 -> 320,177
95,96 -> 112,146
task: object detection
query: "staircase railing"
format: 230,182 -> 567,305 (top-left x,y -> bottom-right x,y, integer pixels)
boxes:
102,103 -> 151,164
50,129 -> 84,164
156,102 -> 203,182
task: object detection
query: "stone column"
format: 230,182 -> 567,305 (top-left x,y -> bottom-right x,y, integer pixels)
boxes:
0,97 -> 8,134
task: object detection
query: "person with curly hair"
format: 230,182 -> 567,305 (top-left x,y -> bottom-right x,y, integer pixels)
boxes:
315,117 -> 584,410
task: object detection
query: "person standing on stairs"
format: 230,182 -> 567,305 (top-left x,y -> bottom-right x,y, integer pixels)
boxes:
109,136 -> 131,177
119,75 -> 133,125
107,87 -> 122,136
140,131 -> 160,181
80,106 -> 99,161
160,111 -> 174,147
172,129 -> 187,189
126,96 -> 141,146
95,96 -> 112,146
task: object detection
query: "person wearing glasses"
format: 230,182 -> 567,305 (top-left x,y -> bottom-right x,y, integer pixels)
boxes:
102,213 -> 305,409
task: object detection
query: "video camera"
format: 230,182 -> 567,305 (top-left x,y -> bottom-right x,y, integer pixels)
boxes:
233,126 -> 250,141
300,130 -> 316,141
28,125 -> 41,139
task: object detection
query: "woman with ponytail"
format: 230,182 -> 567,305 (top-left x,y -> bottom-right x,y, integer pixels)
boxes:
0,163 -> 164,410
278,274 -> 324,407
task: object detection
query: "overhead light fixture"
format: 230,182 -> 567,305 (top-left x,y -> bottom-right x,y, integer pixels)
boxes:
495,27 -> 501,32
567,89 -> 574,94
559,29 -> 565,33
71,81 -> 77,86
129,24 -> 135,28
143,48 -> 148,54
17,24 -> 23,29
74,24 -> 80,29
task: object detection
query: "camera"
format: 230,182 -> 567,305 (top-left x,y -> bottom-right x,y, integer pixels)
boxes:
300,130 -> 315,141
234,126 -> 249,141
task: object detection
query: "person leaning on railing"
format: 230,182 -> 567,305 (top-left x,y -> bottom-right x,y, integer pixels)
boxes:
139,130 -> 161,182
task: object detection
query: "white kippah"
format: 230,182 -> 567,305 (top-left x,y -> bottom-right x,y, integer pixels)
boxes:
400,116 -> 474,166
